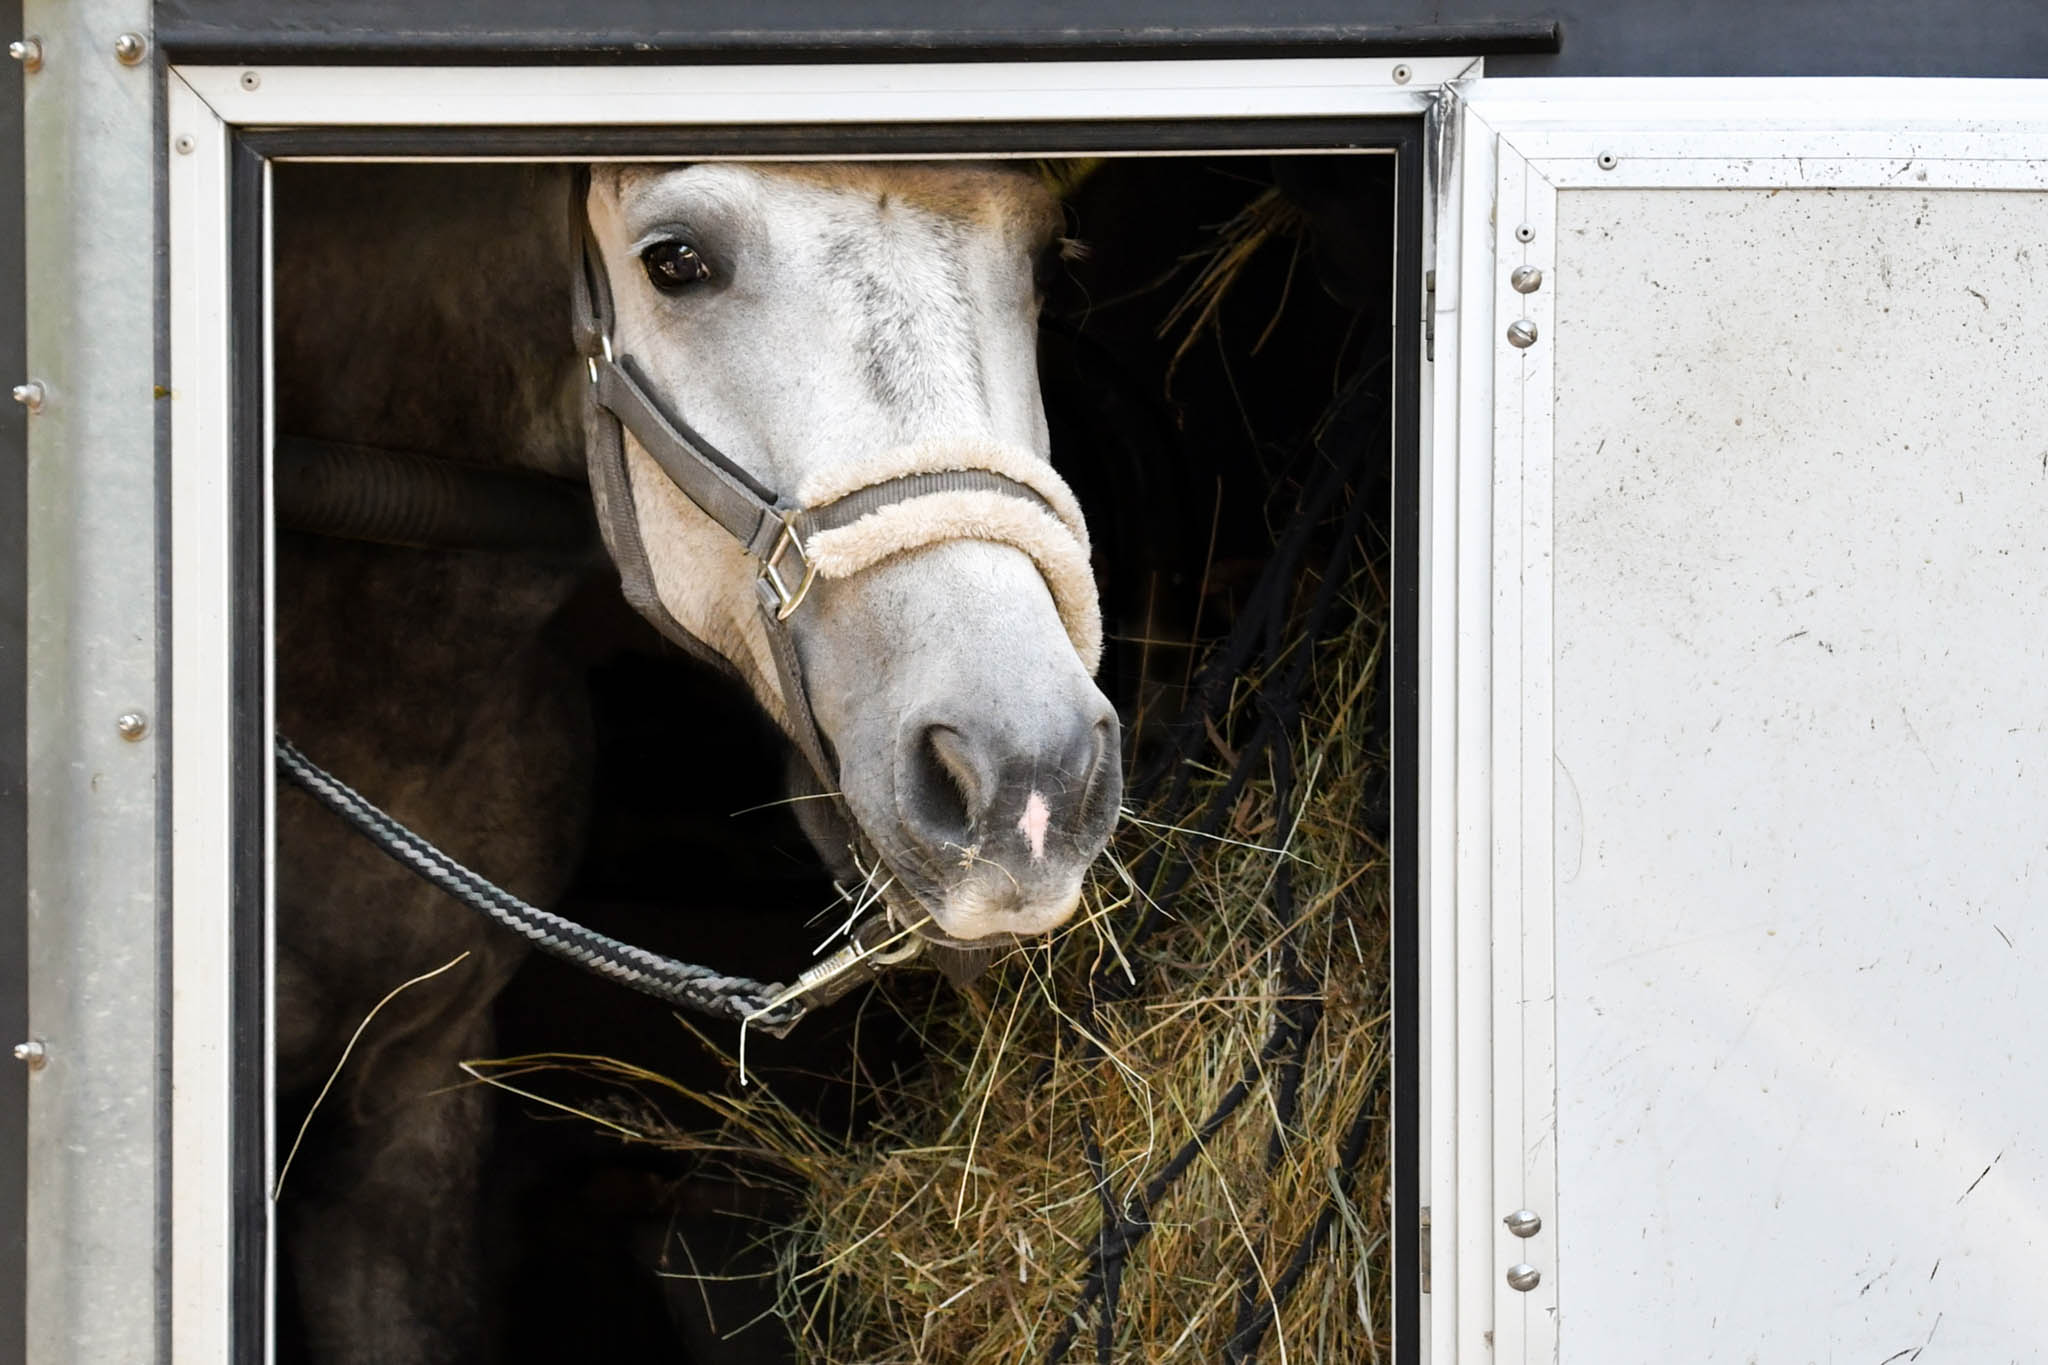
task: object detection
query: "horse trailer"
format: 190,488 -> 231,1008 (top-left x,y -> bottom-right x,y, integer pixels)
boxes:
8,1 -> 2048,1361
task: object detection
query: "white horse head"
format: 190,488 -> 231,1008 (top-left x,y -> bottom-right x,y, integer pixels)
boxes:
583,162 -> 1120,945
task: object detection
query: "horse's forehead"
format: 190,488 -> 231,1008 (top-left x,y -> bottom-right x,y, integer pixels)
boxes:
616,161 -> 1059,241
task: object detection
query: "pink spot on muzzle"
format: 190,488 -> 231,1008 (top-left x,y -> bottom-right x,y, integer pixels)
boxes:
1018,791 -> 1051,862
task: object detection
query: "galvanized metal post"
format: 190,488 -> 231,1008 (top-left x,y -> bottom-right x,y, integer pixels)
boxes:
20,1 -> 164,1361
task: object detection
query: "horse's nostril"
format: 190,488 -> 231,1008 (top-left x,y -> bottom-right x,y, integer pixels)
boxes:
1075,715 -> 1120,829
909,724 -> 980,845
1088,717 -> 1112,778
1061,717 -> 1107,793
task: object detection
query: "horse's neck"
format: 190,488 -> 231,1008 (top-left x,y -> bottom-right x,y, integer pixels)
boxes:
272,162 -> 585,480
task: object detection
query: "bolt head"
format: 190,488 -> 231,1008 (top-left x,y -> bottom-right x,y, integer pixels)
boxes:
1597,152 -> 1619,171
239,69 -> 261,91
1506,1262 -> 1542,1292
1514,224 -> 1536,244
113,31 -> 146,65
1391,63 -> 1413,84
1506,319 -> 1540,349
13,1039 -> 46,1069
174,134 -> 195,155
9,36 -> 42,70
1503,1208 -> 1543,1238
116,711 -> 149,741
1510,265 -> 1544,295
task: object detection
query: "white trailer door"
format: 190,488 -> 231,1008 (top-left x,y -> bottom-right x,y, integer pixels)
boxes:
1422,78 -> 2048,1363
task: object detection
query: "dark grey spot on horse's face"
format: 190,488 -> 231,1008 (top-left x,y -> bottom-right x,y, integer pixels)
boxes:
830,214 -> 988,421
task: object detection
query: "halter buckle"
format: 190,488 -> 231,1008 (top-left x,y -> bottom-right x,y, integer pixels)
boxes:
585,333 -> 614,385
759,512 -> 818,621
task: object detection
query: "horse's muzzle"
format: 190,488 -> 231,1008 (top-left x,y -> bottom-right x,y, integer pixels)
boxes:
892,699 -> 1122,942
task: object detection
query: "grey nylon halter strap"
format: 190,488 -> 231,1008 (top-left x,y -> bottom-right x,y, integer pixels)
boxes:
570,193 -> 1058,802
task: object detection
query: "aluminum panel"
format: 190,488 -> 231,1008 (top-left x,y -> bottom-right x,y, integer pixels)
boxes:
1550,186 -> 2048,1359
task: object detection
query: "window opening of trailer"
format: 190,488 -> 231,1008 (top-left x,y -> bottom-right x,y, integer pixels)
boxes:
258,142 -> 1408,1365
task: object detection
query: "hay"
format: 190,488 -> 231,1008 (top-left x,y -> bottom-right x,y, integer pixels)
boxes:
772,579 -> 1389,1364
1158,187 -> 1311,385
593,526 -> 1394,1361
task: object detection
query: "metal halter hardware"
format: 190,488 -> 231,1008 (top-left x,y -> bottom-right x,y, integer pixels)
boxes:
759,513 -> 817,621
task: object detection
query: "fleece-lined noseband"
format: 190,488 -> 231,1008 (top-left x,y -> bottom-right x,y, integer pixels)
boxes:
570,187 -> 1102,809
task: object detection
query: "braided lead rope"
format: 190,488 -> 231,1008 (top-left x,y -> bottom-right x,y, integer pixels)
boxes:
275,736 -> 804,1033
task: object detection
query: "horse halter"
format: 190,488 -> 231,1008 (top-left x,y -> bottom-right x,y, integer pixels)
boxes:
570,185 -> 1102,991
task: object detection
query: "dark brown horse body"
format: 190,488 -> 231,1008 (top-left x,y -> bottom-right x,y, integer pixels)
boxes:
273,163 -> 596,1361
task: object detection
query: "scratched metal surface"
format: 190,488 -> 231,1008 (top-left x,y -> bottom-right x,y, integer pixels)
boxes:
1550,187 -> 2048,1359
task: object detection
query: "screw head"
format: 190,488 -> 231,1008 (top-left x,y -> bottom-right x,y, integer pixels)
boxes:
174,134 -> 195,155
1391,63 -> 1413,84
1514,224 -> 1536,244
11,381 -> 44,412
239,69 -> 261,91
113,31 -> 146,65
1506,1262 -> 1542,1292
13,1039 -> 46,1070
1506,319 -> 1540,349
1509,265 -> 1544,295
8,36 -> 42,71
1503,1208 -> 1543,1238
1597,152 -> 1619,171
116,711 -> 148,741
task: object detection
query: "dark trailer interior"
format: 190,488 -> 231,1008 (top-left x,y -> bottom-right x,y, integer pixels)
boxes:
268,149 -> 1406,1362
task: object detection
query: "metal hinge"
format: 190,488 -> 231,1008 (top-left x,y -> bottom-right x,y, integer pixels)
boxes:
1424,270 -> 1436,364
1419,1205 -> 1432,1293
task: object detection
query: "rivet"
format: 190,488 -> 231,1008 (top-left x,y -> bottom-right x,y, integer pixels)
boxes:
1514,224 -> 1536,244
1506,1262 -> 1541,1292
13,1039 -> 46,1070
8,36 -> 42,71
1504,1208 -> 1543,1238
174,134 -> 194,155
116,711 -> 149,741
11,381 -> 44,412
1597,152 -> 1619,171
1391,63 -> 1413,85
113,31 -> 146,65
1509,265 -> 1543,295
239,69 -> 261,91
1506,319 -> 1539,349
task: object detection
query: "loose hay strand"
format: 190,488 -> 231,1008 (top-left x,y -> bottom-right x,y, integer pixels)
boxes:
274,950 -> 474,1200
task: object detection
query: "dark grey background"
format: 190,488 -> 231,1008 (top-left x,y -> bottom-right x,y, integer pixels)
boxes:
5,3 -> 2048,1364
152,0 -> 2048,74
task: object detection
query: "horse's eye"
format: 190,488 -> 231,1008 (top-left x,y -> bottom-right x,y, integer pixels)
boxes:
641,240 -> 710,293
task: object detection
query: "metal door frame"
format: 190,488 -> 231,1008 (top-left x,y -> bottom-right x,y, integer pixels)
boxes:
132,53 -> 1458,1365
